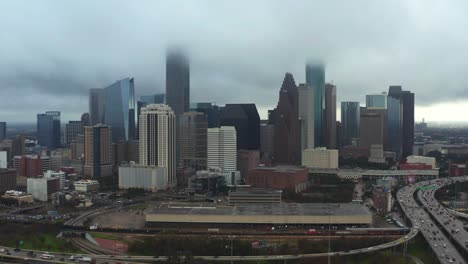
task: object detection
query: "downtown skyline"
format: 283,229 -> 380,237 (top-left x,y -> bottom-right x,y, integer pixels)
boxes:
1,1 -> 468,123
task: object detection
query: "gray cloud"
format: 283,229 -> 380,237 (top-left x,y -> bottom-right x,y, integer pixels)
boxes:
1,0 -> 468,123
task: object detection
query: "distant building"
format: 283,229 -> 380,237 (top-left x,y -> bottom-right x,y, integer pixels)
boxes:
37,111 -> 61,149
118,165 -> 167,192
2,190 -> 33,205
273,73 -> 300,164
113,140 -> 139,166
401,90 -> 415,157
366,93 -> 387,109
219,104 -> 260,150
228,188 -> 282,205
0,122 -> 6,141
27,177 -> 59,202
89,88 -> 105,125
166,49 -> 190,116
302,148 -> 338,169
81,113 -> 91,126
65,121 -> 84,146
259,124 -> 275,159
306,63 -> 325,147
406,156 -> 436,168
341,102 -> 360,146
359,108 -> 388,150
179,112 -> 208,170
246,165 -> 308,193
74,179 -> 100,192
368,144 -> 385,163
449,163 -> 466,177
0,169 -> 16,194
140,94 -> 166,104
83,124 -> 113,178
207,126 -> 237,172
191,102 -> 221,128
0,151 -> 7,168
13,155 -> 51,177
387,86 -> 403,158
139,104 -> 176,187
372,186 -> 392,213
297,84 -> 314,153
325,83 -> 337,149
44,170 -> 65,190
237,150 -> 260,179
187,170 -> 226,195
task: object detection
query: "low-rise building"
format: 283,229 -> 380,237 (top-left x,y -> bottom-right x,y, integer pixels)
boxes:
118,165 -> 167,192
188,171 -> 226,195
302,148 -> 339,169
74,179 -> 100,192
372,186 -> 392,213
368,144 -> 385,163
2,190 -> 33,205
0,169 -> 17,194
406,155 -> 436,169
44,170 -> 66,190
246,165 -> 308,193
27,177 -> 60,202
228,188 -> 282,204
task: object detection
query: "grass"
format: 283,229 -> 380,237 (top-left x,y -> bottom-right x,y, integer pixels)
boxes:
90,232 -> 120,241
407,235 -> 436,264
128,204 -> 147,211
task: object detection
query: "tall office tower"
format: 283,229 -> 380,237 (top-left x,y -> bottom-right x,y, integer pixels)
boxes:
260,124 -> 275,159
65,121 -> 84,146
140,94 -> 166,104
83,124 -> 113,178
103,77 -> 136,142
207,126 -> 237,172
366,93 -> 387,108
70,134 -> 85,160
325,83 -> 337,149
166,50 -> 190,115
274,73 -> 300,164
297,84 -> 314,153
81,113 -> 91,126
89,88 -> 105,125
37,111 -> 61,149
139,104 -> 176,187
219,104 -> 260,150
387,86 -> 403,157
12,134 -> 25,157
267,109 -> 276,125
179,111 -> 208,170
336,121 -> 342,149
192,103 -> 221,128
341,102 -> 360,146
401,90 -> 415,157
306,62 -> 325,147
359,108 -> 388,150
0,122 -> 6,141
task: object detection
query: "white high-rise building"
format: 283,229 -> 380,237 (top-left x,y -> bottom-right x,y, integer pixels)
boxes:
139,104 -> 176,187
207,126 -> 237,172
298,84 -> 315,152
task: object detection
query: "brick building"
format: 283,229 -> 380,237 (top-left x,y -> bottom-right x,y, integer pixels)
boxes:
0,169 -> 17,194
246,165 -> 308,193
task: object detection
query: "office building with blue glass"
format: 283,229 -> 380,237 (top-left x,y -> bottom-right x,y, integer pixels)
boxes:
341,102 -> 360,146
305,63 -> 325,147
366,93 -> 387,108
37,111 -> 61,149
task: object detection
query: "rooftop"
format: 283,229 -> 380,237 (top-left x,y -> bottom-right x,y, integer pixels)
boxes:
252,165 -> 306,173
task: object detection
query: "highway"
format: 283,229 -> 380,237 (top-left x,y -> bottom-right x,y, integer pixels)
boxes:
398,177 -> 468,264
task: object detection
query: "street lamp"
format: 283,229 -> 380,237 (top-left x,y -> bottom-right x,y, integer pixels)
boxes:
228,235 -> 236,264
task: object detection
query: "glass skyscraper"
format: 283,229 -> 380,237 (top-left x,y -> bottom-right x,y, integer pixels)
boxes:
37,111 -> 61,149
305,63 -> 325,147
366,93 -> 387,108
166,49 -> 190,116
103,77 -> 136,142
387,94 -> 402,157
341,102 -> 360,146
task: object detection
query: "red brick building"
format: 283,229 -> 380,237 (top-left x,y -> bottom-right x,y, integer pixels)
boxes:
14,155 -> 50,178
238,150 -> 260,180
399,163 -> 432,170
246,166 -> 308,192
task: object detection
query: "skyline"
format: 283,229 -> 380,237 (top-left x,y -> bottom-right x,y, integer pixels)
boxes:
1,0 -> 468,123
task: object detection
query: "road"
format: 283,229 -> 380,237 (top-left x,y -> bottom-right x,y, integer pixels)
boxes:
397,177 -> 468,264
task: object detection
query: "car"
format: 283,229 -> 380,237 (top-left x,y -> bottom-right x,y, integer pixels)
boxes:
405,236 -> 409,239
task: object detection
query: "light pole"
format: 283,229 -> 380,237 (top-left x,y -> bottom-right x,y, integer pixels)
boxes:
228,235 -> 236,264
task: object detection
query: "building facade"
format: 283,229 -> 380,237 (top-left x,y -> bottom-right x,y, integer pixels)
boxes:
119,165 -> 167,192
259,124 -> 275,159
89,88 -> 105,125
325,83 -> 337,149
166,50 -> 190,115
274,73 -> 300,164
306,63 -> 325,147
302,148 -> 339,169
65,121 -> 84,146
37,111 -> 61,149
0,169 -> 16,194
139,104 -> 176,187
14,155 -> 51,178
219,104 -> 260,150
246,166 -> 308,193
359,108 -> 388,150
0,122 -> 6,142
387,86 -> 403,157
179,112 -> 208,170
207,126 -> 237,172
366,93 -> 387,109
83,124 -> 113,178
297,84 -> 314,153
401,91 -> 415,157
341,102 -> 360,147
237,150 -> 260,179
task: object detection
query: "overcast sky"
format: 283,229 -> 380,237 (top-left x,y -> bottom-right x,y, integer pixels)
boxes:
1,0 -> 468,123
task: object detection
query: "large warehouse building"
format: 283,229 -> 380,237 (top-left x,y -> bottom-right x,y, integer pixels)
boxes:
146,203 -> 372,226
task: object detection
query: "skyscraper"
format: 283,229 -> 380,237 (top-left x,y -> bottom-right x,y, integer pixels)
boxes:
139,104 -> 176,187
401,90 -> 415,157
192,102 -> 221,128
260,124 -> 275,159
325,83 -> 337,149
81,113 -> 91,126
387,86 -> 403,157
297,84 -> 314,152
179,111 -> 208,170
207,126 -> 237,172
274,73 -> 300,164
0,122 -> 6,142
83,124 -> 113,178
37,111 -> 61,149
140,94 -> 166,104
89,88 -> 105,125
306,62 -> 325,147
359,108 -> 388,150
65,121 -> 84,146
103,78 -> 136,142
366,93 -> 387,108
341,102 -> 360,146
219,104 -> 260,150
166,50 -> 190,115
